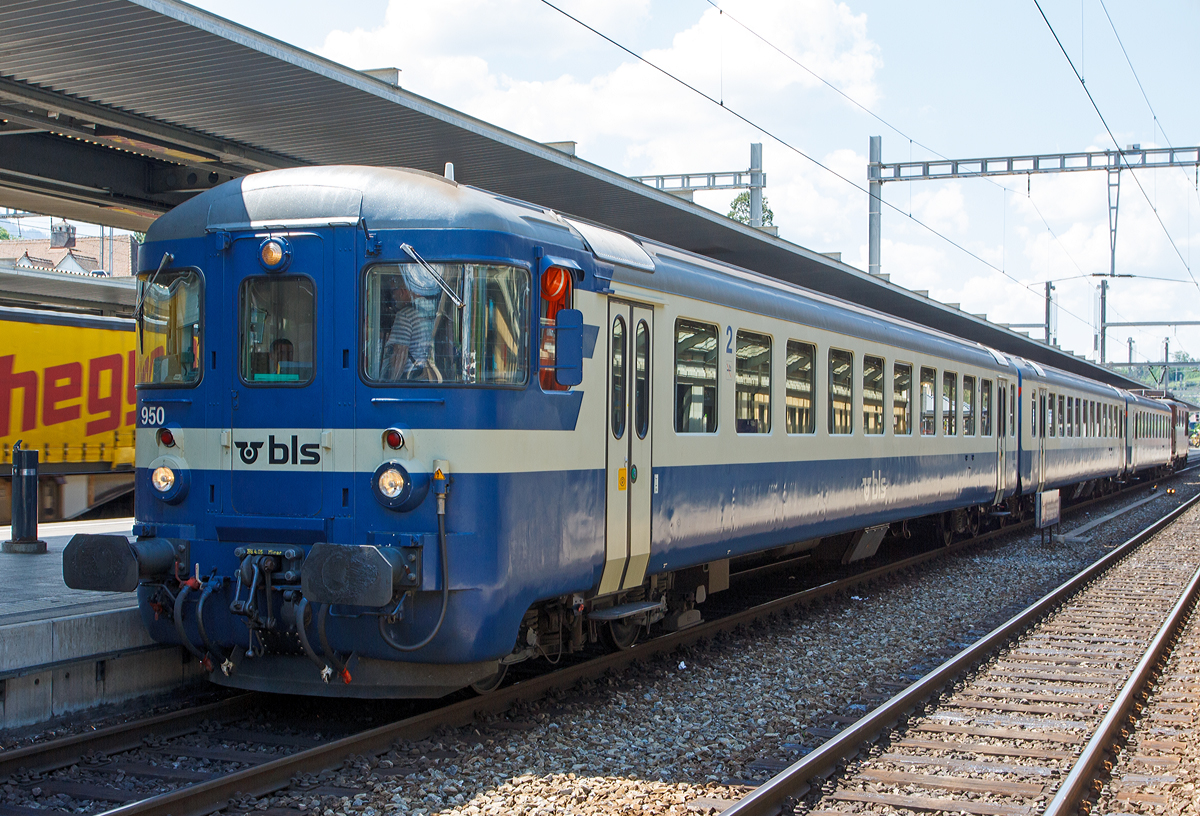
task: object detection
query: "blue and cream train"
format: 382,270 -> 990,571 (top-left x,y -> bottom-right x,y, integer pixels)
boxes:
63,166 -> 1184,697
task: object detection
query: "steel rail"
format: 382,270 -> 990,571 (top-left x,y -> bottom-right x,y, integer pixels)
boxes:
1044,558 -> 1200,816
4,469 -> 1185,815
721,489 -> 1200,816
0,695 -> 259,779
94,477 -> 1194,816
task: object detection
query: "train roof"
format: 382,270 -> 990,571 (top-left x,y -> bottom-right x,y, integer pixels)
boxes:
145,166 -> 1144,390
146,166 -> 592,252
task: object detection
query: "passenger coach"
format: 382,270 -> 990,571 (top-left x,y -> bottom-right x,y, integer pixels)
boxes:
63,166 -> 1176,697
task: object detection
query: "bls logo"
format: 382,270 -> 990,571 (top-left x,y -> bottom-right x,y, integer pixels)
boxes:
861,469 -> 888,501
235,434 -> 321,466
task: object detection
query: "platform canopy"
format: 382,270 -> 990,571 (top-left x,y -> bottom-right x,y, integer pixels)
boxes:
0,0 -> 1140,387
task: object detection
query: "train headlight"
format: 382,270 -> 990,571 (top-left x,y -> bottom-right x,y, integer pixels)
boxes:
147,455 -> 190,504
152,466 -> 175,493
378,467 -> 406,498
371,461 -> 429,511
259,237 -> 291,271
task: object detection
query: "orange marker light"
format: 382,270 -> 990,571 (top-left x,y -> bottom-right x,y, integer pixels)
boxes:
541,266 -> 569,300
261,240 -> 284,267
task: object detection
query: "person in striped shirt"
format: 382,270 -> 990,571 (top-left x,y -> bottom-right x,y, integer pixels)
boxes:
382,279 -> 435,380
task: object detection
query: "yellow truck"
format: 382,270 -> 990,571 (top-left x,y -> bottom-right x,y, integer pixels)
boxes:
1,306 -> 136,523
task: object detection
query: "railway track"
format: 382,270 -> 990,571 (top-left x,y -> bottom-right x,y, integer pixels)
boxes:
724,488 -> 1200,816
0,473 -> 1192,816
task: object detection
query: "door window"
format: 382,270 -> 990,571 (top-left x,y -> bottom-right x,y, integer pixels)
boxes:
634,320 -> 650,439
980,379 -> 992,436
962,375 -> 975,436
611,316 -> 627,439
239,276 -> 314,386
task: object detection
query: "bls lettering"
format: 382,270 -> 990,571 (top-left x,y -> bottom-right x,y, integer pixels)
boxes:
235,434 -> 320,466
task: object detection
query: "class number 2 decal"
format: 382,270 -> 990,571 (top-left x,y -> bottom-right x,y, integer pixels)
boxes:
725,325 -> 733,354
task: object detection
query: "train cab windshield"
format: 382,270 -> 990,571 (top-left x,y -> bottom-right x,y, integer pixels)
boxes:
239,277 -> 315,385
362,262 -> 530,385
136,268 -> 202,386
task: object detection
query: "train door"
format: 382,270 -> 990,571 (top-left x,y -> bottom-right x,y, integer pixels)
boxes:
228,233 -> 327,517
599,300 -> 653,595
994,376 -> 1008,503
1036,388 -> 1048,491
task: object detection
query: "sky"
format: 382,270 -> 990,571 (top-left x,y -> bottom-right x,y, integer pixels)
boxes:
12,0 -> 1200,367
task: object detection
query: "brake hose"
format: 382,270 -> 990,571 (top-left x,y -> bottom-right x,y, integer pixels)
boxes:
196,580 -> 234,676
172,582 -> 208,665
379,497 -> 450,651
295,596 -> 334,681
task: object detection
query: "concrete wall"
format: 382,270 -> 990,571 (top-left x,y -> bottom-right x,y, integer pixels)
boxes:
0,607 -> 205,729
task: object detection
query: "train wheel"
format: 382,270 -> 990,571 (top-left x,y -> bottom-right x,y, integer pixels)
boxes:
603,618 -> 640,650
470,663 -> 508,695
936,512 -> 954,547
967,507 -> 981,537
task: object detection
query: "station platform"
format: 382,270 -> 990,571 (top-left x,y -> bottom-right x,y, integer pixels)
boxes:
0,519 -> 201,730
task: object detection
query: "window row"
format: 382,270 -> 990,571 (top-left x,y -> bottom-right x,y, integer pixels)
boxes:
1135,411 -> 1170,440
1031,392 -> 1126,441
674,319 -> 1014,438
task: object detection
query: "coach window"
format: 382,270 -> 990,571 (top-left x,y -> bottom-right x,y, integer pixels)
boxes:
735,330 -> 772,434
1066,397 -> 1073,437
785,341 -> 815,434
240,276 -> 314,386
1077,399 -> 1083,437
1031,392 -> 1038,438
920,367 -> 937,436
981,379 -> 992,436
137,267 -> 202,386
863,355 -> 885,435
943,372 -> 958,436
893,363 -> 913,435
829,349 -> 853,435
674,319 -> 718,433
1048,392 -> 1056,438
962,375 -> 976,436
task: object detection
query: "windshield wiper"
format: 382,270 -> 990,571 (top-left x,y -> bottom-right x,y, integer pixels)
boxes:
400,243 -> 464,309
132,252 -> 175,323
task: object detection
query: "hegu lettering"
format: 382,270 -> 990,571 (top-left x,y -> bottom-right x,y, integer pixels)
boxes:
0,352 -> 136,437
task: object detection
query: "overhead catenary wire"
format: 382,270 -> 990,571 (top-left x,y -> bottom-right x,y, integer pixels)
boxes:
700,0 -> 1094,284
537,0 -> 1099,334
1033,0 -> 1200,296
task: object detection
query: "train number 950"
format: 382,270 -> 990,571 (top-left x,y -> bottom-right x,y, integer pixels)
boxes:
140,406 -> 166,426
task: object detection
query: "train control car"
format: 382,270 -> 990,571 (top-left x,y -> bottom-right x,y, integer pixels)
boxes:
61,166 -> 1178,697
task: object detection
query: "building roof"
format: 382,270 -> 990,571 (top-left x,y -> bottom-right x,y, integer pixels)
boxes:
0,0 -> 1143,388
0,236 -> 135,276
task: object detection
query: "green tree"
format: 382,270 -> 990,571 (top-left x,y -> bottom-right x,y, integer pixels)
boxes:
727,191 -> 774,226
0,226 -> 13,240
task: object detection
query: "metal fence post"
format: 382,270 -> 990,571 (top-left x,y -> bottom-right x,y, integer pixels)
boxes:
3,442 -> 47,554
